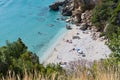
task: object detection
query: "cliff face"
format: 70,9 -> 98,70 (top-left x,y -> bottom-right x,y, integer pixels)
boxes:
49,0 -> 97,15
60,0 -> 97,25
49,0 -> 99,25
61,0 -> 96,16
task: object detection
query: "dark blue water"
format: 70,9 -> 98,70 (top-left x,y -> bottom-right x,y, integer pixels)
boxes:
0,0 -> 66,59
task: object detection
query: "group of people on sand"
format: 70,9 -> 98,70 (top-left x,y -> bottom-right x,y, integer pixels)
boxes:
69,47 -> 86,57
63,38 -> 73,44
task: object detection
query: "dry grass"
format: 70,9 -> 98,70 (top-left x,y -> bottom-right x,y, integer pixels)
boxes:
1,62 -> 120,80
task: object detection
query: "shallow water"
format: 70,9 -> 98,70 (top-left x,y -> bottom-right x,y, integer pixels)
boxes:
0,0 -> 66,58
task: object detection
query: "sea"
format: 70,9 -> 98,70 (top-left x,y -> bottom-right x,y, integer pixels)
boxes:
0,0 -> 66,60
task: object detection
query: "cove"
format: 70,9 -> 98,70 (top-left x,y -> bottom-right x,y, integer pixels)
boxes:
0,0 -> 66,59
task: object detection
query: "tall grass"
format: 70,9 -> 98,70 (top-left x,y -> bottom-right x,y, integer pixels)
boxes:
1,61 -> 120,80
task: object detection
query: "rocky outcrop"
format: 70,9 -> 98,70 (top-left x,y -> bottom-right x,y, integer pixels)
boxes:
49,0 -> 99,31
61,0 -> 74,16
61,7 -> 73,16
72,7 -> 82,23
49,3 -> 59,11
60,0 -> 96,23
80,23 -> 88,30
49,0 -> 96,15
81,10 -> 92,25
49,1 -> 64,11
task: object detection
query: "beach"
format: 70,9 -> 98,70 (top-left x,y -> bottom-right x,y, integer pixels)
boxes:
43,24 -> 111,65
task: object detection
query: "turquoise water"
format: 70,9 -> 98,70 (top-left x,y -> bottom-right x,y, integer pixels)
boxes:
0,0 -> 66,58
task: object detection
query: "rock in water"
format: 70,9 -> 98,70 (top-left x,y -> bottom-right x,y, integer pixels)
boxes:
49,2 -> 64,11
66,24 -> 72,30
49,3 -> 59,11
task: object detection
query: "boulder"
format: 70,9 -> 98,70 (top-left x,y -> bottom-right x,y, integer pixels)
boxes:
91,26 -> 98,32
65,18 -> 71,22
72,36 -> 80,39
91,32 -> 100,40
80,23 -> 88,30
49,3 -> 59,11
66,24 -> 72,30
72,9 -> 82,23
61,0 -> 73,16
49,2 -> 64,11
61,7 -> 73,16
81,13 -> 86,20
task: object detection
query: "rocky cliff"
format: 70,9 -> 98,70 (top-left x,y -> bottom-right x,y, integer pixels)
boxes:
50,0 -> 97,22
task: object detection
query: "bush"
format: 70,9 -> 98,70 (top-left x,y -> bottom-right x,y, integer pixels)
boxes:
91,0 -> 114,31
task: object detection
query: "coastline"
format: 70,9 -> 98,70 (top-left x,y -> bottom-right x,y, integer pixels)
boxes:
40,27 -> 67,63
43,24 -> 111,65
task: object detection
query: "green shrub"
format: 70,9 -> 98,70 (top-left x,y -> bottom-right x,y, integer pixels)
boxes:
91,0 -> 114,31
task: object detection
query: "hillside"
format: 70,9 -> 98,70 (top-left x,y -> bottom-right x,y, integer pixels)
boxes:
0,0 -> 120,80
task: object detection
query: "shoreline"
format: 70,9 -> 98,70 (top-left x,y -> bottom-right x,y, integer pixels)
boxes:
43,24 -> 111,65
40,27 -> 67,63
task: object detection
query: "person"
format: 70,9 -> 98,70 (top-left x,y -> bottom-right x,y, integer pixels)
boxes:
73,48 -> 75,51
54,48 -> 57,51
69,48 -> 75,52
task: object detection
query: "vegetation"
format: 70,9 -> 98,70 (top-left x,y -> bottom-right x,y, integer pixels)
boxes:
1,59 -> 120,80
0,38 -> 119,80
0,38 -> 64,79
91,0 -> 114,31
91,0 -> 120,62
0,0 -> 120,80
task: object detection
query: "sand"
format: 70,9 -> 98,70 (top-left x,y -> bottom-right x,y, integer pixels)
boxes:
43,24 -> 111,65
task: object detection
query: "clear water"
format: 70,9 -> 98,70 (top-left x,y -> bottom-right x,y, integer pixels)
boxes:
0,0 -> 66,59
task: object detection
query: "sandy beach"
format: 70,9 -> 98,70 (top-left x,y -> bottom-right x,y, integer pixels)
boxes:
43,24 -> 111,65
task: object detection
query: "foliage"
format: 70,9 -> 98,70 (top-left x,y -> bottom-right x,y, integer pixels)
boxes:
1,60 -> 120,80
105,1 -> 120,62
0,38 -> 64,79
0,38 -> 39,76
92,1 -> 113,30
91,0 -> 120,64
107,27 -> 120,62
80,0 -> 95,12
1,0 -> 120,79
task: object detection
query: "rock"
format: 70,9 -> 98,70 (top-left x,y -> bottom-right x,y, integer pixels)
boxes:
80,23 -> 88,31
91,32 -> 100,40
65,18 -> 71,22
49,3 -> 59,11
91,26 -> 98,32
49,1 -> 64,11
56,18 -> 60,20
61,7 -> 73,16
82,54 -> 86,57
72,36 -> 80,39
61,0 -> 74,16
38,32 -> 42,35
48,24 -> 54,27
88,22 -> 92,26
66,24 -> 72,30
81,13 -> 86,20
72,9 -> 82,23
